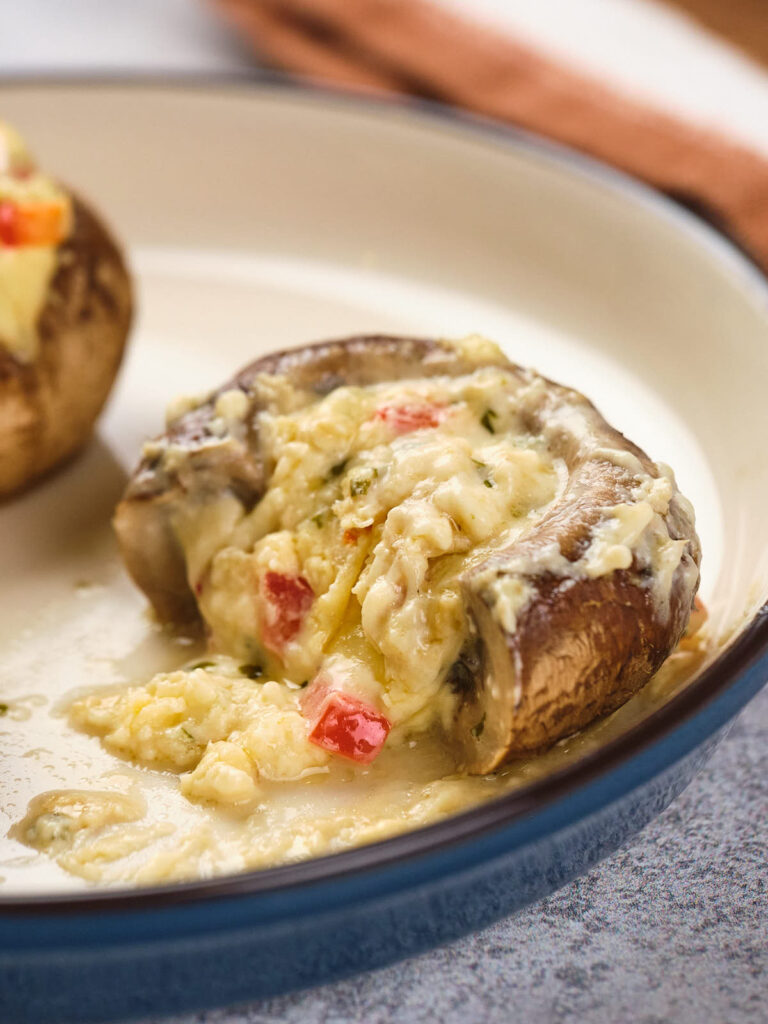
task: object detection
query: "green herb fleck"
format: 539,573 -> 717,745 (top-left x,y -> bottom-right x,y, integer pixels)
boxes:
189,660 -> 215,671
181,726 -> 195,741
471,713 -> 486,739
239,663 -> 264,680
329,458 -> 349,478
483,479 -> 494,488
472,459 -> 487,470
350,467 -> 378,497
311,511 -> 325,528
0,703 -> 8,716
480,409 -> 498,433
350,476 -> 371,496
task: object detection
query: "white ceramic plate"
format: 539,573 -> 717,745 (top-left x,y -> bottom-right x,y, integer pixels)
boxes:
1,81 -> 767,896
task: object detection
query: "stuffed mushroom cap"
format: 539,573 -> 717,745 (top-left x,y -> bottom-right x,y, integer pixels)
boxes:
114,335 -> 700,772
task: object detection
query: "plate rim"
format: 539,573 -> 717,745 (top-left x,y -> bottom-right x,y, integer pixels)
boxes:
1,73 -> 767,916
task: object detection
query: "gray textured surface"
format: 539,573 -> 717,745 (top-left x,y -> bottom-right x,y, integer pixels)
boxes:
147,686 -> 767,1024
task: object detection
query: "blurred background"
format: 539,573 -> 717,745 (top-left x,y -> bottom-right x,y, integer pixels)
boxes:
4,0 -> 768,272
3,0 -> 768,148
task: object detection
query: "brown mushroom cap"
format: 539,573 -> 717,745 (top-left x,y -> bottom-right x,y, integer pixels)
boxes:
457,457 -> 699,772
115,336 -> 700,772
0,194 -> 133,497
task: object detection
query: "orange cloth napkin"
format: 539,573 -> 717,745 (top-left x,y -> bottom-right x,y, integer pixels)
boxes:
667,0 -> 768,69
213,0 -> 768,276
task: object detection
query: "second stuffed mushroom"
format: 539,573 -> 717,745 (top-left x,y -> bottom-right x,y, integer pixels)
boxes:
0,120 -> 132,496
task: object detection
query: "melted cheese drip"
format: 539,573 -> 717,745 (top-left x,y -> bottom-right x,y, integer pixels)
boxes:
0,246 -> 58,361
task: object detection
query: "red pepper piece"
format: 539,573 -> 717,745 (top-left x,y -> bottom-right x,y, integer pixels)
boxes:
306,689 -> 391,764
373,403 -> 445,434
0,202 -> 18,245
0,199 -> 69,247
260,571 -> 314,655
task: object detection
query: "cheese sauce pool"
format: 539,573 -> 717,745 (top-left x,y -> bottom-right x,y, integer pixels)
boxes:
0,488 -> 707,893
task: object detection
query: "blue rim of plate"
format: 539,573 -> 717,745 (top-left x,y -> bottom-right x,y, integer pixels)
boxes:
0,71 -> 766,915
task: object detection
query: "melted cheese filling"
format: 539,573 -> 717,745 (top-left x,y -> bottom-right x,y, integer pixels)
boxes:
73,366 -> 563,792
0,246 -> 59,361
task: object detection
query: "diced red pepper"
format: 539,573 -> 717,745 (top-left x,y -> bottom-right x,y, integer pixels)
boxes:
0,199 -> 69,247
373,403 -> 446,434
303,685 -> 391,764
0,202 -> 17,246
260,571 -> 314,655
